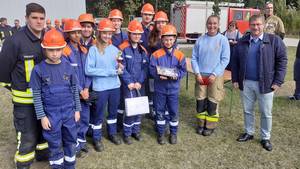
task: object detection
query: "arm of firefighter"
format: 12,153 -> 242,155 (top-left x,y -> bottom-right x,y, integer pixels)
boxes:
177,57 -> 187,80
120,52 -> 134,85
0,37 -> 18,88
85,47 -> 117,77
149,55 -> 160,80
272,37 -> 287,87
137,53 -> 149,84
211,38 -> 230,76
191,40 -> 200,74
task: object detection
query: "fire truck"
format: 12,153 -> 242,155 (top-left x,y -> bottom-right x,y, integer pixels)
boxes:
171,1 -> 260,42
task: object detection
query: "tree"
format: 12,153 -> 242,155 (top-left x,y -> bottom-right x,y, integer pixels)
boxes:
212,0 -> 221,16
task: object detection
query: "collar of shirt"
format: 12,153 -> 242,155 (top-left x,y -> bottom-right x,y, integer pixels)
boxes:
25,25 -> 43,42
250,33 -> 263,43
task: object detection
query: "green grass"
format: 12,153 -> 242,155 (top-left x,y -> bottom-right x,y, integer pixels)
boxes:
0,47 -> 299,169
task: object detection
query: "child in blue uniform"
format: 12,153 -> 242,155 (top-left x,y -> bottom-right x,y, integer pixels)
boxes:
149,25 -> 186,145
119,20 -> 149,144
109,9 -> 128,48
30,29 -> 81,169
62,19 -> 91,156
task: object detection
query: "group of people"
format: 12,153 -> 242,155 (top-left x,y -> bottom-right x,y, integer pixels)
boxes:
0,1 -> 292,169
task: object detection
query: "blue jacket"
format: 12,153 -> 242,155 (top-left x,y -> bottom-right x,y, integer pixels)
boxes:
119,40 -> 149,86
140,23 -> 153,52
232,33 -> 287,94
149,47 -> 186,94
63,43 -> 91,92
112,31 -> 128,48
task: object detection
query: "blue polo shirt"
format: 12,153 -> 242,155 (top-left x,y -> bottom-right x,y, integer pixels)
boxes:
245,34 -> 263,81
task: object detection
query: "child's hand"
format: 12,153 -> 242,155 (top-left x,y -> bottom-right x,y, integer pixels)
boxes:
134,82 -> 141,90
196,74 -> 204,84
160,76 -> 168,80
81,88 -> 89,100
41,117 -> 51,130
208,74 -> 216,84
128,83 -> 135,90
75,111 -> 80,122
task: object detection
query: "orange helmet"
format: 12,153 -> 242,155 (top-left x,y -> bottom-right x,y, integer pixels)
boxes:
54,19 -> 60,25
153,11 -> 168,22
46,19 -> 51,24
161,24 -> 177,36
108,9 -> 123,20
97,18 -> 115,32
141,3 -> 155,15
41,29 -> 66,49
64,19 -> 82,32
128,20 -> 144,34
78,13 -> 94,24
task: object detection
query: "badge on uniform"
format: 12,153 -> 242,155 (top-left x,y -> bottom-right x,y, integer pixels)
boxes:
63,74 -> 70,81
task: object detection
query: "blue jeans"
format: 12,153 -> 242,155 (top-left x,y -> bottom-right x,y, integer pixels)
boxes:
241,80 -> 274,140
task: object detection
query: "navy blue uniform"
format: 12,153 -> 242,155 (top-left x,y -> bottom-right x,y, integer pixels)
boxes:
0,26 -> 48,168
140,23 -> 153,51
112,31 -> 128,48
30,59 -> 81,169
119,40 -> 148,136
149,47 -> 186,135
63,43 -> 91,153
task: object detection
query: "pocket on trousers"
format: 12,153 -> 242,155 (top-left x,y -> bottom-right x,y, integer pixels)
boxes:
13,109 -> 27,132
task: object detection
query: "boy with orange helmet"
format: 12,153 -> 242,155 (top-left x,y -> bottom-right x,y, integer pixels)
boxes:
30,29 -> 81,169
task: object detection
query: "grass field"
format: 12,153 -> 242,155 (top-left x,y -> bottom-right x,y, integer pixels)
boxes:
0,47 -> 299,169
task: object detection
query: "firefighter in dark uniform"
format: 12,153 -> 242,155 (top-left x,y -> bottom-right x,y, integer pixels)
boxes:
0,3 -> 48,169
0,17 -> 12,42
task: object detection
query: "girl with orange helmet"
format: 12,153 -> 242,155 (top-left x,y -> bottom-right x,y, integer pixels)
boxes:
118,20 -> 149,144
30,29 -> 81,169
85,18 -> 123,152
62,19 -> 92,157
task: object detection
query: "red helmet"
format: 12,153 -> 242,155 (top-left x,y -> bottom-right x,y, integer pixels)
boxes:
41,29 -> 66,49
63,19 -> 82,32
108,9 -> 123,20
153,11 -> 168,22
128,20 -> 144,34
141,3 -> 155,15
97,18 -> 115,32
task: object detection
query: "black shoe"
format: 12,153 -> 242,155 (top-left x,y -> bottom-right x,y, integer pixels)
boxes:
157,135 -> 166,145
81,144 -> 89,153
261,140 -> 273,151
123,136 -> 132,145
169,134 -> 177,144
109,135 -> 122,145
289,95 -> 300,100
93,140 -> 104,152
17,166 -> 31,169
132,133 -> 142,141
196,126 -> 204,135
237,133 -> 254,142
202,129 -> 214,136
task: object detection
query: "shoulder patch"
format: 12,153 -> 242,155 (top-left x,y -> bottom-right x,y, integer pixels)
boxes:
63,46 -> 72,57
174,49 -> 185,62
152,48 -> 166,59
119,40 -> 130,51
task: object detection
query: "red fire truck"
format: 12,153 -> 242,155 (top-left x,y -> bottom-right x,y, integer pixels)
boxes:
171,1 -> 260,42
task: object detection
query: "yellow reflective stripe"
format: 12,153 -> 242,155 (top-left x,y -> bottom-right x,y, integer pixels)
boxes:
36,142 -> 48,150
12,96 -> 33,104
24,59 -> 34,82
11,89 -> 33,98
16,132 -> 21,150
206,114 -> 219,122
15,151 -> 35,163
195,111 -> 207,120
0,82 -> 11,87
